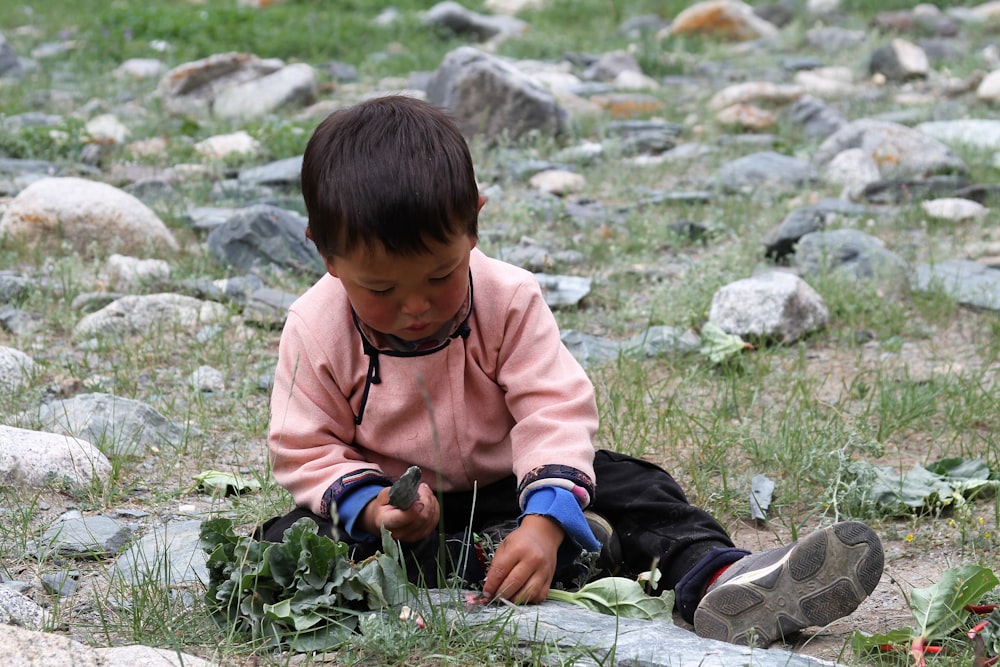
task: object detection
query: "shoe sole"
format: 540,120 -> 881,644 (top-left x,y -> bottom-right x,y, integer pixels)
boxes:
693,521 -> 884,647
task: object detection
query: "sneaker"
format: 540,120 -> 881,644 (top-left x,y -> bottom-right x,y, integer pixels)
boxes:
584,511 -> 622,576
693,521 -> 884,647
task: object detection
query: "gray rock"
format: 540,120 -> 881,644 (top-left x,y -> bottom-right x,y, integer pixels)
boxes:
0,586 -> 45,629
213,63 -> 317,119
242,287 -> 299,328
625,326 -> 701,357
207,204 -> 324,276
498,239 -> 552,271
156,52 -> 284,116
111,520 -> 207,589
860,175 -> 971,205
99,645 -> 217,667
121,178 -> 180,210
0,305 -> 40,337
0,32 -> 22,79
803,26 -> 866,52
714,151 -> 819,195
869,38 -> 929,81
417,589 -> 840,666
763,199 -> 869,261
0,157 -> 59,176
709,271 -> 829,344
423,2 -> 527,41
0,345 -> 34,393
238,155 -> 303,187
561,329 -> 622,367
40,570 -> 79,597
74,293 -> 229,338
183,205 -> 240,231
39,514 -> 132,558
794,229 -> 909,286
583,49 -> 642,82
70,292 -> 125,314
0,424 -> 111,488
30,392 -> 193,458
913,259 -> 1000,311
3,625 -> 101,667
606,119 -> 682,154
427,46 -> 570,143
535,273 -> 592,308
785,95 -> 846,139
813,119 -> 968,179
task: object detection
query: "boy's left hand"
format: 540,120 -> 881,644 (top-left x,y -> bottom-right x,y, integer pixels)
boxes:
481,514 -> 563,604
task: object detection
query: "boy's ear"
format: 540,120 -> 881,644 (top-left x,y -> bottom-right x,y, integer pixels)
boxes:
323,255 -> 339,278
477,194 -> 487,213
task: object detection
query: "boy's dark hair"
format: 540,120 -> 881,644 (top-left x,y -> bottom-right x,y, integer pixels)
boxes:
301,95 -> 480,258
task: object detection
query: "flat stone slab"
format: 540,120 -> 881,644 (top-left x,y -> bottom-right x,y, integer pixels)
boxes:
419,590 -> 840,666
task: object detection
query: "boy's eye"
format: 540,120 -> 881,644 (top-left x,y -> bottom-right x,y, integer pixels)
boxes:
430,270 -> 454,283
368,287 -> 393,296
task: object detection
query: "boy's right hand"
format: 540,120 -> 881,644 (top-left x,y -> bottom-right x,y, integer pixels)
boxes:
360,483 -> 439,543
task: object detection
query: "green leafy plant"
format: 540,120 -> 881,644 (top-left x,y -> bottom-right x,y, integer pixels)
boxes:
547,575 -> 674,622
699,321 -> 753,364
853,565 -> 999,664
199,517 -> 413,652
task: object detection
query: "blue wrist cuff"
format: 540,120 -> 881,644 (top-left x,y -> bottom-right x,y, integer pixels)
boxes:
339,483 -> 386,542
523,486 -> 600,552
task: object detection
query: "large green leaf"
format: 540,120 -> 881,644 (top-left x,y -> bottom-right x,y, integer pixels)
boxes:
548,576 -> 675,622
911,565 -> 999,643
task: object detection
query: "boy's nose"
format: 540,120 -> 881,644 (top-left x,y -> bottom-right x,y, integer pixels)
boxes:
401,295 -> 431,316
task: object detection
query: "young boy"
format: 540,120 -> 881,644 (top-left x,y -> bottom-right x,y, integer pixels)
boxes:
259,95 -> 884,647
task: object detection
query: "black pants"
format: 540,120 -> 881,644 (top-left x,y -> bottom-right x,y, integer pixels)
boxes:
256,450 -> 734,594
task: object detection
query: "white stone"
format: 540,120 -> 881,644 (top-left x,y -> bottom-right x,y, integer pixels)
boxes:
794,68 -> 856,98
194,131 -> 260,159
825,148 -> 881,200
614,70 -> 660,90
85,114 -> 130,144
971,1 -> 1000,21
112,58 -> 166,80
708,82 -> 803,111
807,0 -> 841,13
213,62 -> 316,119
190,365 -> 225,392
921,198 -> 989,221
485,0 -> 546,14
105,254 -> 171,291
891,38 -> 929,77
74,293 -> 229,338
0,424 -> 111,488
0,346 -> 34,393
0,177 -> 179,256
917,119 -> 1000,151
708,271 -> 829,343
976,68 -> 1000,103
529,170 -> 585,196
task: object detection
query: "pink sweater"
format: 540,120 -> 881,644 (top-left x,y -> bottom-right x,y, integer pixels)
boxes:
269,248 -> 598,518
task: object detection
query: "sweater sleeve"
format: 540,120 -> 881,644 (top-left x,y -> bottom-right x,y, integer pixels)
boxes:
492,274 -> 599,508
269,308 -> 389,518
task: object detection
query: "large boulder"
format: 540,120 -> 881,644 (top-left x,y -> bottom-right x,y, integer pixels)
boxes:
0,177 -> 179,257
427,47 -> 569,143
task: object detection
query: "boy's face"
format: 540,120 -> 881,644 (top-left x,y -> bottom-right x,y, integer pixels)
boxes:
326,231 -> 477,342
